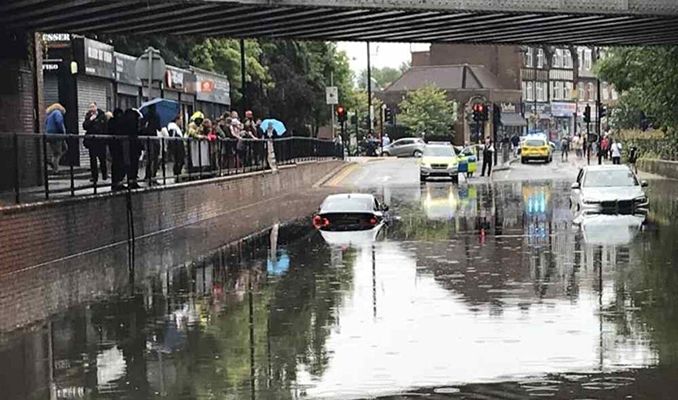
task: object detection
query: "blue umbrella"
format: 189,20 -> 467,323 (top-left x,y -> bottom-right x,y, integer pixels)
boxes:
267,251 -> 290,276
139,98 -> 180,127
260,119 -> 286,136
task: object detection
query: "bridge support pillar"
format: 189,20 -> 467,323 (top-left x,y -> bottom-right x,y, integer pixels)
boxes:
0,31 -> 44,192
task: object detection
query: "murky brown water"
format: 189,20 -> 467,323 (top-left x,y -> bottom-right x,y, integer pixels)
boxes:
1,179 -> 677,399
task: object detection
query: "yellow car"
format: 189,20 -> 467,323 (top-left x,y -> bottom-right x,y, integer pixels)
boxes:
521,136 -> 552,164
419,144 -> 460,183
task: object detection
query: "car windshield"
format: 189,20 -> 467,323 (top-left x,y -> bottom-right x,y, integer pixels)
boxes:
525,139 -> 546,147
424,146 -> 454,157
321,197 -> 373,212
584,169 -> 638,187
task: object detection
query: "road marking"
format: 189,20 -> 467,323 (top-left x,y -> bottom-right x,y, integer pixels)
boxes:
325,163 -> 360,187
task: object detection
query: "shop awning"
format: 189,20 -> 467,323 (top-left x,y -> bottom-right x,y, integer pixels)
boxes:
501,113 -> 527,127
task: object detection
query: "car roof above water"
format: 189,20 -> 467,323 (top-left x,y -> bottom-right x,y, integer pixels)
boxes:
323,193 -> 374,201
320,193 -> 376,213
582,165 -> 632,172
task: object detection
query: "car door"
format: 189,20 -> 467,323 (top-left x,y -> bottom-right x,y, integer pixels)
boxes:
397,139 -> 415,156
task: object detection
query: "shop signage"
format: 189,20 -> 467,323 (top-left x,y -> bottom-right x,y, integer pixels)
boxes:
115,52 -> 140,86
74,37 -> 115,80
551,102 -> 577,117
195,70 -> 230,105
42,59 -> 61,72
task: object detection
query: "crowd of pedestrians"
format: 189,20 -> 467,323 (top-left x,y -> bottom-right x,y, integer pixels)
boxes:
44,102 -> 280,192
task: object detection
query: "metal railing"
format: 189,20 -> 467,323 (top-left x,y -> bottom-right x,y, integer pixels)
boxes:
0,133 -> 344,205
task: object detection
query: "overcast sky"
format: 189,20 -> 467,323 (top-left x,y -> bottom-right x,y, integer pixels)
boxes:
337,42 -> 430,74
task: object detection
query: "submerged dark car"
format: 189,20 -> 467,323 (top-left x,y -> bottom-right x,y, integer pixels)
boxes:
312,193 -> 388,231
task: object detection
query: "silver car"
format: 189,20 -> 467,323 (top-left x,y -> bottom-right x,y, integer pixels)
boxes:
382,137 -> 426,157
570,165 -> 649,216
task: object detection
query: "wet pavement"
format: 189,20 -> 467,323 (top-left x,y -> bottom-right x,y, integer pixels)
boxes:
1,161 -> 678,399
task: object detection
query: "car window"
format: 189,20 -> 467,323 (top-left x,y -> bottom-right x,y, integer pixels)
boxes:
424,146 -> 455,157
321,197 -> 374,212
373,199 -> 380,211
525,139 -> 547,147
583,169 -> 638,187
400,139 -> 413,145
576,169 -> 584,184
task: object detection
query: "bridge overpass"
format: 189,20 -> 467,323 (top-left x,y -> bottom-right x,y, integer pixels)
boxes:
1,0 -> 678,45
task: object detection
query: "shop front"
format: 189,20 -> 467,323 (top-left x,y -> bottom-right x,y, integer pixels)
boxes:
192,67 -> 230,121
165,66 -> 196,127
114,52 -> 142,110
550,102 -> 577,138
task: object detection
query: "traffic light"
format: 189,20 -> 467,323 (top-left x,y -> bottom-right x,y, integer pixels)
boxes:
472,103 -> 487,122
384,106 -> 394,124
584,104 -> 591,123
599,105 -> 607,119
336,105 -> 347,123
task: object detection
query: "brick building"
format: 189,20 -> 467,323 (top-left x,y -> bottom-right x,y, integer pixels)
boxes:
520,46 -> 619,139
380,44 -> 525,145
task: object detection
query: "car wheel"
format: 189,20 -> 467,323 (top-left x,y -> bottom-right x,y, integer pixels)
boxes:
413,150 -> 423,158
521,158 -> 527,164
382,151 -> 390,157
420,174 -> 426,182
451,174 -> 459,184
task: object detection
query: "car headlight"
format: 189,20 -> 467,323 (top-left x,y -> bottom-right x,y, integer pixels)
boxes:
582,198 -> 599,204
634,195 -> 648,203
421,163 -> 430,168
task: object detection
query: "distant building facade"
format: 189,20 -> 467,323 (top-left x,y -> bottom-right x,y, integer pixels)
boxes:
381,44 -> 525,145
521,46 -> 618,139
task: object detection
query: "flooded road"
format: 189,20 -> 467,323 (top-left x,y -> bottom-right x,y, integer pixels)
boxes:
1,176 -> 678,399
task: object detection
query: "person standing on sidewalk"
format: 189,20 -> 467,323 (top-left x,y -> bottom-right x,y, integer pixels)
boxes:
108,108 -> 127,191
480,137 -> 495,177
141,104 -> 161,184
610,138 -> 623,165
45,103 -> 67,172
628,145 -> 639,173
83,102 -> 109,182
560,135 -> 570,161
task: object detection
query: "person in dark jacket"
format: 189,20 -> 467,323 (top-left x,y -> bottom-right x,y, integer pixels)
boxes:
480,137 -> 495,177
108,108 -> 126,191
118,108 -> 143,189
45,103 -> 67,172
83,102 -> 109,182
141,104 -> 161,184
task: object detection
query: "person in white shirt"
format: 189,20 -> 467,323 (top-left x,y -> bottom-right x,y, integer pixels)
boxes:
382,133 -> 391,147
610,138 -> 623,165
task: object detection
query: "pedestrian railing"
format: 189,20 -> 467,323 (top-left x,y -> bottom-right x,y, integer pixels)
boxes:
0,133 -> 344,205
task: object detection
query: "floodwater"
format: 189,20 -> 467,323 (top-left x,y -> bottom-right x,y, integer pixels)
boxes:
1,179 -> 678,399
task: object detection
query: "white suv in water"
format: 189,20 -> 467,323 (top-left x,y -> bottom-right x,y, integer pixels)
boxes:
570,165 -> 649,218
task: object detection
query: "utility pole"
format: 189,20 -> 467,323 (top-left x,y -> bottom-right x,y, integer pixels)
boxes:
240,39 -> 246,116
330,71 -> 335,139
366,41 -> 372,135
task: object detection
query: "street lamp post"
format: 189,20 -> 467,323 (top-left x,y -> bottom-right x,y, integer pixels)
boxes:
366,42 -> 372,136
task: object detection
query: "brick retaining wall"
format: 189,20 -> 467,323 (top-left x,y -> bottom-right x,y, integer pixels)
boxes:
0,160 -> 344,275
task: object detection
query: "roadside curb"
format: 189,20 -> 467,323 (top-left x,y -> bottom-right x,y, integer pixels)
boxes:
494,157 -> 519,171
314,161 -> 355,188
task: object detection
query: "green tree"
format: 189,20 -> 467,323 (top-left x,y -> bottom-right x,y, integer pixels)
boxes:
596,47 -> 678,130
358,66 -> 403,90
397,85 -> 457,137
